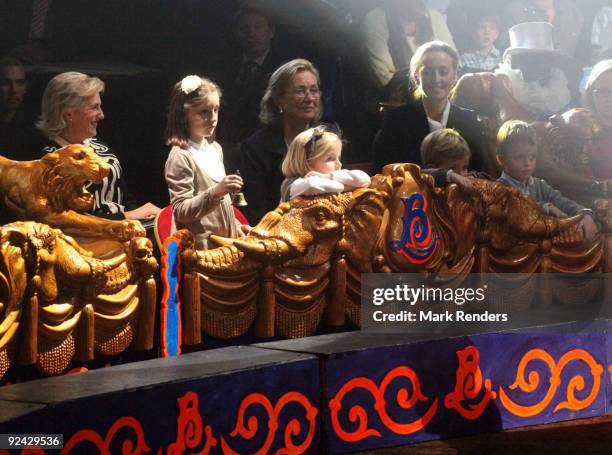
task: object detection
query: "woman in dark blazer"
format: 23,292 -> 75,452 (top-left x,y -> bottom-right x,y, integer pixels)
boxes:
373,41 -> 485,174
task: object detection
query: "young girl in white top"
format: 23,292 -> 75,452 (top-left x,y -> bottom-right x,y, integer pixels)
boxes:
164,75 -> 250,249
280,126 -> 371,201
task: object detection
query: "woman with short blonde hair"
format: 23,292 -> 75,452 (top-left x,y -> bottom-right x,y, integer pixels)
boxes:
37,71 -> 160,221
37,72 -> 105,138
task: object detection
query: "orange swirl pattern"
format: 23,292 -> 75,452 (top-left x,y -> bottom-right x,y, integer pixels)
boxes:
220,391 -> 318,455
329,366 -> 438,442
444,346 -> 497,420
498,349 -> 604,417
60,416 -> 151,455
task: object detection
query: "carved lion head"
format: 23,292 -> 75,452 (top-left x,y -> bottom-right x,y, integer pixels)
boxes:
39,144 -> 111,213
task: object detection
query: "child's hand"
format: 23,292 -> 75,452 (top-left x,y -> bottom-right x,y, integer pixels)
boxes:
547,205 -> 567,218
448,172 -> 475,192
580,214 -> 599,242
239,224 -> 253,237
305,170 -> 332,179
212,174 -> 243,198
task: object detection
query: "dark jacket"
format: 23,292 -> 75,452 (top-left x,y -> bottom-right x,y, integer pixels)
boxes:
239,126 -> 286,225
215,49 -> 285,148
0,108 -> 44,161
372,100 -> 485,174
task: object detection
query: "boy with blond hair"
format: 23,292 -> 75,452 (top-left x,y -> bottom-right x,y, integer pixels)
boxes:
496,120 -> 598,240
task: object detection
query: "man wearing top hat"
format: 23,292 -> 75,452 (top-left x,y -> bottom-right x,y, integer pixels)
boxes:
494,21 -> 579,120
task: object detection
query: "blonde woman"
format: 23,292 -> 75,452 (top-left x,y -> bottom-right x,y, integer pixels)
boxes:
37,71 -> 160,220
373,41 -> 484,173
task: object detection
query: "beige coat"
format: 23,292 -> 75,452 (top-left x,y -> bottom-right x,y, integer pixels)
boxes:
165,143 -> 240,249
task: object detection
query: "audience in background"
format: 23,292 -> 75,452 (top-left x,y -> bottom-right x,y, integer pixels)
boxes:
445,0 -> 506,53
213,2 -> 285,172
459,12 -> 501,74
0,0 -> 55,63
0,56 -> 41,160
361,0 -> 456,113
499,0 -> 583,61
240,58 -> 322,224
591,1 -> 612,63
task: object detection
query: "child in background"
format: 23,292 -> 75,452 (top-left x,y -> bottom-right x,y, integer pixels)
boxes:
496,120 -> 599,240
459,13 -> 501,74
164,75 -> 250,249
420,128 -> 488,190
280,125 -> 370,201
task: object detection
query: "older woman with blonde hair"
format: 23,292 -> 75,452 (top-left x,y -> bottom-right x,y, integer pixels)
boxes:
583,59 -> 612,179
240,58 -> 323,224
37,71 -> 160,220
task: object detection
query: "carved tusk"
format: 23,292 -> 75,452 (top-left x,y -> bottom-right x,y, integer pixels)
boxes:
234,239 -> 290,262
234,239 -> 266,257
209,235 -> 236,247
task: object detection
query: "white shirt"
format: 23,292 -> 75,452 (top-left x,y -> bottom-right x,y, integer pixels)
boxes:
189,140 -> 225,182
426,101 -> 451,132
289,170 -> 371,199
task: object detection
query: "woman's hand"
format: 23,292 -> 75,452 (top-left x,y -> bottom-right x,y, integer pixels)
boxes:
212,174 -> 243,198
124,202 -> 162,220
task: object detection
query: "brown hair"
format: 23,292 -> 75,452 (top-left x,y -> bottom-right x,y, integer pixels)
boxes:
164,76 -> 222,150
281,126 -> 342,178
420,128 -> 471,167
496,120 -> 537,157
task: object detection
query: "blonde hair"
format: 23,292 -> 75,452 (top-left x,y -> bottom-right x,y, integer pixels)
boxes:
259,58 -> 322,127
583,59 -> 612,114
282,126 -> 342,178
496,120 -> 537,157
164,76 -> 222,150
410,40 -> 459,99
421,128 -> 471,166
37,72 -> 104,138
